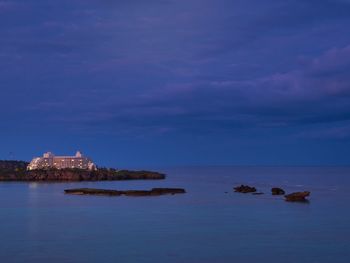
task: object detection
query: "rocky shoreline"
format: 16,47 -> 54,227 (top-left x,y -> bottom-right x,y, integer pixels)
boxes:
0,160 -> 165,181
0,161 -> 312,202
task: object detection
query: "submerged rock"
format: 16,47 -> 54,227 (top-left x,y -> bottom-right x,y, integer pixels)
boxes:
234,185 -> 257,193
64,188 -> 186,196
285,191 -> 310,202
252,192 -> 264,195
150,188 -> 186,195
65,188 -> 122,196
271,187 -> 285,195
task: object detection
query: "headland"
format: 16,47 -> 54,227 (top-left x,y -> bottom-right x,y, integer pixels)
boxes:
0,160 -> 165,181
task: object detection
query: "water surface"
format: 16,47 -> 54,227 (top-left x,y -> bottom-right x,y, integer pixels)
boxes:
0,166 -> 349,263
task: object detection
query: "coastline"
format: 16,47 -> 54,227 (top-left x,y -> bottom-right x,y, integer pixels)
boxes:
0,160 -> 165,182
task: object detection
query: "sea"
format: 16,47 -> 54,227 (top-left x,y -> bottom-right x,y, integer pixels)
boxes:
0,166 -> 349,263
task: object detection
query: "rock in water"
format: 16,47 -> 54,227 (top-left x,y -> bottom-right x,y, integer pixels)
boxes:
234,185 -> 257,193
65,188 -> 122,196
150,188 -> 186,195
271,187 -> 285,195
285,191 -> 310,202
64,188 -> 186,196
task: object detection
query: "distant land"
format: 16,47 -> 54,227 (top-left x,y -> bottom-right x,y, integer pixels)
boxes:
0,160 -> 165,181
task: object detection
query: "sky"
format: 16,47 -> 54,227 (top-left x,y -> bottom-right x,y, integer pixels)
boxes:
1,0 -> 350,167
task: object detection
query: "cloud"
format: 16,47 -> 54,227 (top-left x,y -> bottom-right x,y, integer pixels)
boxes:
0,1 -> 19,12
113,45 -> 350,132
260,45 -> 350,98
2,0 -> 350,140
17,43 -> 350,139
296,123 -> 350,139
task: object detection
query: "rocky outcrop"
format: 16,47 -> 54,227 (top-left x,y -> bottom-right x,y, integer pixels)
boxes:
271,187 -> 285,195
65,188 -> 123,196
150,188 -> 186,195
285,191 -> 310,202
64,188 -> 186,196
0,167 -> 165,181
234,185 -> 257,193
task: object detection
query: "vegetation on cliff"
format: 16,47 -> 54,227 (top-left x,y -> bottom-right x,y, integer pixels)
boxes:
0,160 -> 28,174
0,161 -> 165,181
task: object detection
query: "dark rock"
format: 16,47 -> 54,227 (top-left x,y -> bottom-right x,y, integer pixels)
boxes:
234,185 -> 257,193
64,188 -> 186,196
64,188 -> 122,196
150,188 -> 186,195
285,191 -> 310,202
271,187 -> 285,195
123,190 -> 154,196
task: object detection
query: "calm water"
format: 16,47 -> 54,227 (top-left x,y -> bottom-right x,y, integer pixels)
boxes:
0,166 -> 349,263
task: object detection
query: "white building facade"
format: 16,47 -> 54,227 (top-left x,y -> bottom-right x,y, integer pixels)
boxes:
27,151 -> 97,171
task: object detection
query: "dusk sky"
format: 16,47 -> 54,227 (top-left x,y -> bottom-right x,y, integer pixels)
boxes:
1,0 -> 350,167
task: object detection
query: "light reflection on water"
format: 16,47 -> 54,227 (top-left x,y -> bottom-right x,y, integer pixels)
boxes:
0,166 -> 350,263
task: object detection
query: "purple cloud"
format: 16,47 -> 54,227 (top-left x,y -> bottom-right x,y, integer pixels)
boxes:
2,0 -> 350,165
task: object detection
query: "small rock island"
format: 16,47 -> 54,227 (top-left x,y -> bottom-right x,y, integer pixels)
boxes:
234,184 -> 311,203
234,185 -> 257,193
285,191 -> 310,202
271,187 -> 285,195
